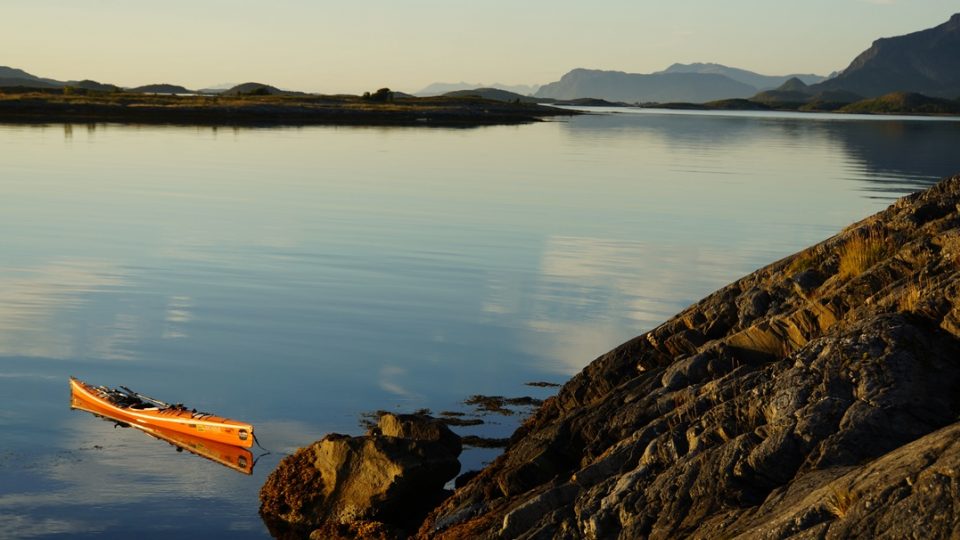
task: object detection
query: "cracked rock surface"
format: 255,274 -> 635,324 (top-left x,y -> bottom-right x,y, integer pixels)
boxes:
415,176 -> 960,539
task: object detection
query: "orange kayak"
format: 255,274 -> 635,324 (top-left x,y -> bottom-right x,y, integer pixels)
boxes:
69,377 -> 255,449
70,391 -> 255,474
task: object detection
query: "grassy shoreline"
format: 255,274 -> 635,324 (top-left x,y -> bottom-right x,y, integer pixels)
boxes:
0,91 -> 577,127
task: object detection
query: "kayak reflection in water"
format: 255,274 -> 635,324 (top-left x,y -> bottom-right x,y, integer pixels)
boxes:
69,377 -> 258,475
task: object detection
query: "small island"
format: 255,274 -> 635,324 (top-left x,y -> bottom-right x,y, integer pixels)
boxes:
0,85 -> 576,127
651,88 -> 960,115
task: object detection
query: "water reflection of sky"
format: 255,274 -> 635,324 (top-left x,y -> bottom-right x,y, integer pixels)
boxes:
0,410 -> 263,538
0,113 -> 958,537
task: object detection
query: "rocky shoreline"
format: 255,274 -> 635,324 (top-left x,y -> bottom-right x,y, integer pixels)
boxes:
260,175 -> 960,538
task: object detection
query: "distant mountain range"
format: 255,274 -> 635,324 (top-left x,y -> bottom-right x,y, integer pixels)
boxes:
731,13 -> 960,111
0,67 -> 304,96
0,66 -> 61,88
0,66 -> 123,92
534,68 -> 763,104
430,64 -> 829,106
0,66 -> 184,93
657,63 -> 826,90
534,13 -> 960,104
4,13 -> 958,106
416,81 -> 540,97
812,13 -> 960,98
533,64 -> 829,104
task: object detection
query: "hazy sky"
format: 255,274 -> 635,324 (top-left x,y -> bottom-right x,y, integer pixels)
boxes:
1,1 -> 956,93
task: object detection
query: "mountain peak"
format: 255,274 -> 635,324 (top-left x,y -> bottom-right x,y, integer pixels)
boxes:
777,77 -> 809,92
0,66 -> 39,80
814,13 -> 960,98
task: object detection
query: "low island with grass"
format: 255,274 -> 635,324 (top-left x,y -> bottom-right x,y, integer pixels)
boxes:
651,81 -> 960,115
0,84 -> 576,127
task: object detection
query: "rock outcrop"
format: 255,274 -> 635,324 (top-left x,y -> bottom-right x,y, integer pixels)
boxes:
260,413 -> 461,537
413,175 -> 960,539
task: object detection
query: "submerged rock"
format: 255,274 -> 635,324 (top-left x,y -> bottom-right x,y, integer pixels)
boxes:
414,175 -> 960,539
259,413 -> 461,536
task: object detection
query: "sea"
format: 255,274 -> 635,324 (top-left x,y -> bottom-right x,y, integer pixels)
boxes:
1,108 -> 958,538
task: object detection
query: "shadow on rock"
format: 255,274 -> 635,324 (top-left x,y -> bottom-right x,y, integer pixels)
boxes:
260,413 -> 461,539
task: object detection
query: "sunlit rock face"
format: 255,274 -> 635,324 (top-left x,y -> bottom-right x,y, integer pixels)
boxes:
415,175 -> 960,539
259,413 -> 460,537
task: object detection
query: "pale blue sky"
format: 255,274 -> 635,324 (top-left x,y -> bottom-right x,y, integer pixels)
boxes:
1,1 -> 956,93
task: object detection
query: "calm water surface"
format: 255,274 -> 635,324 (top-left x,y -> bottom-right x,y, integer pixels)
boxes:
1,110 -> 959,538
